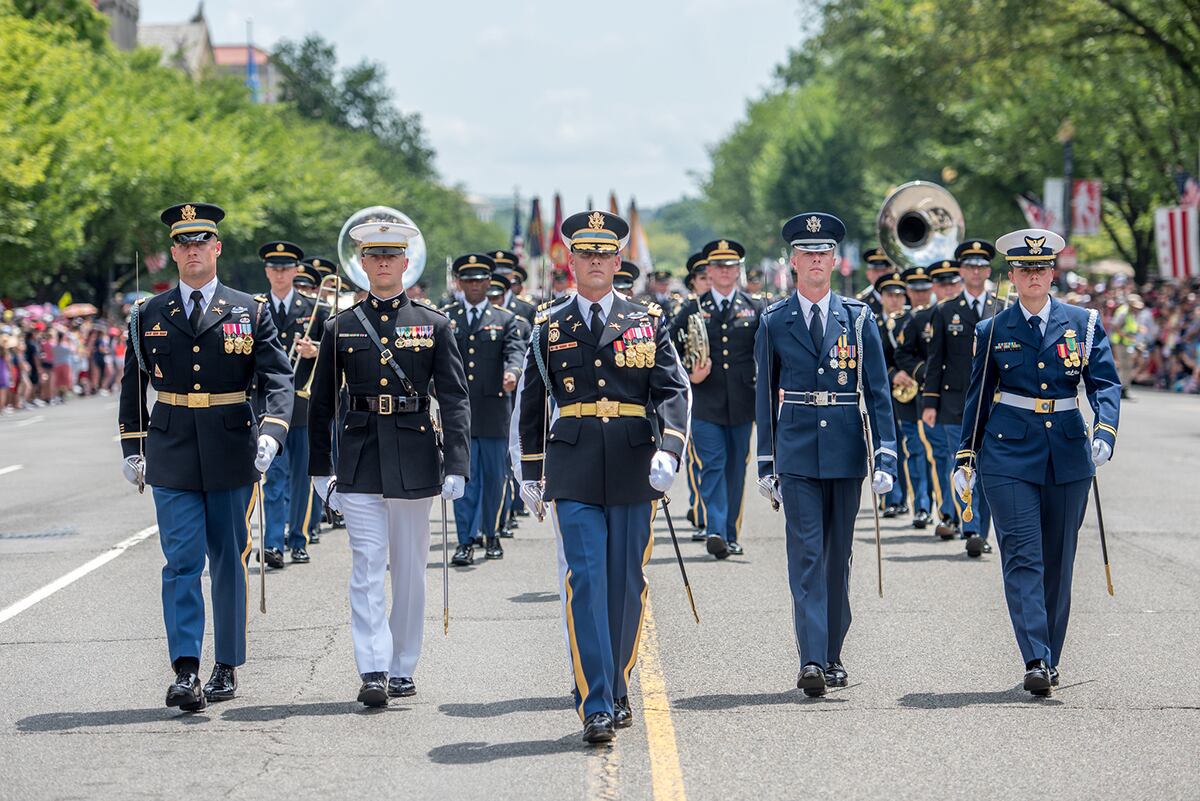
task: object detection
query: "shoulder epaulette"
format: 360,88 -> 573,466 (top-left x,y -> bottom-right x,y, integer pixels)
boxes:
135,297 -> 147,306
765,298 -> 789,314
646,302 -> 662,317
856,287 -> 872,299
534,312 -> 549,325
842,296 -> 866,306
414,298 -> 448,317
253,294 -> 268,303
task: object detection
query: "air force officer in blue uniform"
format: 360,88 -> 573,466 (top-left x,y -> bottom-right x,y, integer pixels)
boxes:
953,228 -> 1121,696
755,212 -> 897,697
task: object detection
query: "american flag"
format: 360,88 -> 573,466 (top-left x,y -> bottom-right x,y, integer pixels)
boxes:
1015,193 -> 1049,228
1176,167 -> 1200,208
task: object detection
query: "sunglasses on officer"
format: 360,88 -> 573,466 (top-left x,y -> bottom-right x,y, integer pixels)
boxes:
172,232 -> 216,246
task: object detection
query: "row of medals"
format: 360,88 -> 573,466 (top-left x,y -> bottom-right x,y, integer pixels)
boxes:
1063,349 -> 1081,367
397,336 -> 434,351
225,336 -> 254,354
616,341 -> 656,368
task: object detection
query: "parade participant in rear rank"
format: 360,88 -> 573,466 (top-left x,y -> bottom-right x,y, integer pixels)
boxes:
669,238 -> 762,559
297,257 -> 338,542
953,228 -> 1120,696
518,210 -> 690,744
308,219 -> 470,707
443,254 -> 525,565
755,212 -> 897,698
856,247 -> 893,316
680,252 -> 709,539
893,265 -> 940,530
118,202 -> 292,712
491,250 -> 537,324
875,271 -> 911,518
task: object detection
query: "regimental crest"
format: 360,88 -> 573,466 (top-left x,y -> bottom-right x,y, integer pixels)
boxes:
588,211 -> 605,230
181,204 -> 197,221
1025,235 -> 1046,255
380,225 -> 390,232
806,216 -> 822,233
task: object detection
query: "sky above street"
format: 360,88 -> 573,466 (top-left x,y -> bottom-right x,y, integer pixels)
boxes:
140,0 -> 810,209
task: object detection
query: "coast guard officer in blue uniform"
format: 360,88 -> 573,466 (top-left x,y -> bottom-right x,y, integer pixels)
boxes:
754,212 -> 897,697
953,228 -> 1120,696
119,202 -> 293,711
518,210 -> 690,744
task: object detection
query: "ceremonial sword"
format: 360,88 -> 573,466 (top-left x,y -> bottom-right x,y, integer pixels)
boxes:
659,496 -> 700,624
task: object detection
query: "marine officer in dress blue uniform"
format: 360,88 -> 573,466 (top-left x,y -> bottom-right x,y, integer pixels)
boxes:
953,228 -> 1120,696
518,210 -> 691,744
118,202 -> 293,711
755,212 -> 897,697
669,238 -> 762,559
443,254 -> 525,564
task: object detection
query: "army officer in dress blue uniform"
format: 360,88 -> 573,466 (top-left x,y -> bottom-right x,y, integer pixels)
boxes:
668,238 -> 762,559
518,210 -> 690,744
953,228 -> 1120,696
119,202 -> 293,711
755,212 -> 897,697
444,253 -> 525,564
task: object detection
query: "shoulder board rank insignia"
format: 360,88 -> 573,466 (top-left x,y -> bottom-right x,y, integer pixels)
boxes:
135,297 -> 147,306
535,313 -> 549,325
646,303 -> 662,317
253,294 -> 268,303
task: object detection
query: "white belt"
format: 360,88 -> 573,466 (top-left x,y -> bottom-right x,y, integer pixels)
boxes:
781,390 -> 859,407
996,392 -> 1078,414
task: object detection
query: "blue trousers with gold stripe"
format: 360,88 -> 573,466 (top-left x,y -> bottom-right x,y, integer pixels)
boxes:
553,500 -> 653,720
264,425 -> 314,551
691,419 -> 752,543
152,483 -> 254,668
685,439 -> 707,530
454,437 -> 507,545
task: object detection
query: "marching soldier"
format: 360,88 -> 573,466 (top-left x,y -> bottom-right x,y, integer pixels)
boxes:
874,271 -> 911,517
856,247 -> 893,315
308,220 -> 470,707
298,257 -> 339,541
640,268 -> 674,308
119,202 -> 292,711
518,210 -> 690,744
669,238 -> 762,559
923,242 -> 1000,556
892,266 -> 937,529
256,241 -> 325,567
443,254 -> 525,564
681,252 -> 709,538
491,250 -> 537,324
755,212 -> 897,698
953,228 -> 1120,695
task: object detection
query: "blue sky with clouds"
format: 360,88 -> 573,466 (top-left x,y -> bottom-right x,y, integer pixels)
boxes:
140,0 -> 810,209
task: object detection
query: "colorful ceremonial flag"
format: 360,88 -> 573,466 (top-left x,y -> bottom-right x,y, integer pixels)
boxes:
526,196 -> 544,260
1016,192 -> 1049,229
1155,205 -> 1199,279
608,191 -> 620,215
547,193 -> 570,272
510,193 -> 524,259
626,198 -> 653,271
1071,179 -> 1102,236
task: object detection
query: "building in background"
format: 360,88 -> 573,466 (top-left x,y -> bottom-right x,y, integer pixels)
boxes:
137,4 -> 214,78
93,0 -> 139,51
213,45 -> 278,103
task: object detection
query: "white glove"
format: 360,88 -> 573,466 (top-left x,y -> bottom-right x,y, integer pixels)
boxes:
871,470 -> 894,496
1091,439 -> 1112,468
953,467 -> 976,499
312,475 -> 341,513
122,455 -> 145,487
757,475 -> 783,504
519,480 -> 545,519
254,435 -> 280,473
441,474 -> 465,500
648,450 -> 678,492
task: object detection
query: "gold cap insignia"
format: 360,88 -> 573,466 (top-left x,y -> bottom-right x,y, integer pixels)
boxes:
587,212 -> 605,230
275,243 -> 284,252
496,251 -> 503,258
719,239 -> 729,250
181,204 -> 197,221
806,216 -> 822,233
1025,235 -> 1046,255
380,225 -> 390,232
468,255 -> 477,264
973,241 -> 981,250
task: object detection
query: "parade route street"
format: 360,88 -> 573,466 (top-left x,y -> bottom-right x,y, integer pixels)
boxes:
1,391 -> 1197,801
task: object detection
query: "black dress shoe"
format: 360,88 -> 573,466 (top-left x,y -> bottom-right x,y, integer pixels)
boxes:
497,527 -> 515,539
706,533 -> 730,560
726,541 -> 744,556
387,676 -> 416,698
473,534 -> 484,547
1024,660 -> 1052,696
895,504 -> 909,515
165,671 -> 206,711
965,535 -> 984,558
912,510 -> 930,529
582,712 -> 616,743
935,516 -> 956,540
1050,667 -> 1060,687
358,672 -> 389,707
451,544 -> 474,566
203,663 -> 237,701
982,541 -> 993,554
882,505 -> 898,519
485,536 -> 504,559
691,529 -> 707,541
264,547 -> 285,569
614,696 -> 633,729
824,662 -> 848,688
797,663 -> 827,697
686,508 -> 696,527
309,528 -> 321,544
515,507 -> 530,517
290,546 -> 310,563
327,509 -> 345,528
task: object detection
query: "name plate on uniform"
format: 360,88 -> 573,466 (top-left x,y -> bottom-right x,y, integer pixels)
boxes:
549,341 -> 578,352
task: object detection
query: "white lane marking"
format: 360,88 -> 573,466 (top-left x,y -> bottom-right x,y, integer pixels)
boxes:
14,415 -> 43,428
0,465 -> 23,477
0,525 -> 158,625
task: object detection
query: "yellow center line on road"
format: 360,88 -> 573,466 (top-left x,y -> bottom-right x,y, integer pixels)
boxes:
636,599 -> 687,801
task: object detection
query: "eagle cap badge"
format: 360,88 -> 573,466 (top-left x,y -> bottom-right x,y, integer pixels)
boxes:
806,216 -> 822,233
587,211 -> 605,230
181,204 -> 197,221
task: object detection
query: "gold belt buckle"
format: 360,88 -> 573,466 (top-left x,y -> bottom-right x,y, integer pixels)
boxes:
595,400 -> 619,418
187,392 -> 211,409
1034,398 -> 1055,414
378,394 -> 394,415
812,391 -> 831,406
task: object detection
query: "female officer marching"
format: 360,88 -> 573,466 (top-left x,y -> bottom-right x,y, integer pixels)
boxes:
953,228 -> 1121,696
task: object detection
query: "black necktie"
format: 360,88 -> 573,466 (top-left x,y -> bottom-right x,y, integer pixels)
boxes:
277,300 -> 286,319
590,302 -> 605,342
973,299 -> 982,318
809,305 -> 824,352
469,307 -> 481,331
720,299 -> 729,317
189,290 -> 204,334
1029,315 -> 1042,340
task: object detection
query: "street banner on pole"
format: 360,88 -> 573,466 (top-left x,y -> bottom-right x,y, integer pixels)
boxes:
1155,206 -> 1199,279
1072,179 -> 1102,236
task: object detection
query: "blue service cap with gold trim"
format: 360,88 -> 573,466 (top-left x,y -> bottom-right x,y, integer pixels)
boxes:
702,238 -> 745,264
902,266 -> 933,289
306,256 -> 336,276
562,210 -> 630,254
954,239 -> 996,265
782,212 -> 845,251
294,262 -> 321,288
863,247 -> 892,268
487,272 -> 510,297
874,271 -> 907,294
996,229 -> 1065,266
686,252 -> 708,275
615,260 -> 640,289
928,259 -> 961,283
490,249 -> 528,282
161,202 -> 224,241
259,241 -> 304,267
453,253 -> 494,281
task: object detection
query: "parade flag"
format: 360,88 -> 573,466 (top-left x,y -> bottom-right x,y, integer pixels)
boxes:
1176,167 -> 1200,208
1155,206 -> 1199,279
510,193 -> 524,259
245,21 -> 260,102
1016,192 -> 1050,228
1043,178 -> 1066,234
1071,179 -> 1102,236
526,196 -> 544,260
547,193 -> 570,272
625,198 -> 653,271
608,191 -> 620,215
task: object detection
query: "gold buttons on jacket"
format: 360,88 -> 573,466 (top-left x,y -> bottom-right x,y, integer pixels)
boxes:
1045,420 -> 1053,428
193,383 -> 201,390
594,359 -> 602,367
192,345 -> 200,353
381,336 -> 389,345
193,364 -> 200,372
469,348 -> 475,354
380,377 -> 388,386
1041,383 -> 1048,390
1038,361 -> 1045,369
381,315 -> 389,322
598,379 -> 606,387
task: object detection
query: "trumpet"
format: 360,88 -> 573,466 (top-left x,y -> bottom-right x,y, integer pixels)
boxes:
288,274 -> 343,368
295,274 -> 353,400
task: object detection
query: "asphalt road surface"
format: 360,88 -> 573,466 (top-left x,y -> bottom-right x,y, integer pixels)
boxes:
1,391 -> 1197,801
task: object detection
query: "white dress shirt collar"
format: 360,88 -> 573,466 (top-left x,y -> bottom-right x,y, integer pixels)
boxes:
1018,298 -> 1051,327
179,275 -> 218,315
796,291 -> 832,327
711,287 -> 737,307
576,291 -> 615,325
270,288 -> 295,309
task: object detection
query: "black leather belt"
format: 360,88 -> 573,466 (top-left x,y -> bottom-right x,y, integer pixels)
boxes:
348,394 -> 430,415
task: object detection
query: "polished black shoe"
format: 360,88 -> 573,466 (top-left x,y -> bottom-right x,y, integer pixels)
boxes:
935,516 -> 956,540
358,672 -> 389,707
1024,660 -> 1052,696
895,504 -> 909,515
308,528 -> 321,544
882,505 -> 899,519
327,509 -> 345,528
614,696 -> 633,729
497,527 -> 515,539
1050,667 -> 1060,687
583,712 -> 616,743
965,535 -> 985,558
706,533 -> 730,560
686,508 -> 696,527
912,510 -> 931,529
515,507 -> 530,518
982,541 -> 993,554
691,529 -> 707,542
165,671 -> 206,711
485,536 -> 504,559
263,547 -> 285,569
797,663 -> 827,697
726,541 -> 744,556
203,663 -> 237,702
290,546 -> 311,564
472,534 -> 484,547
451,544 -> 474,566
387,676 -> 416,698
824,662 -> 848,688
